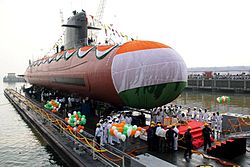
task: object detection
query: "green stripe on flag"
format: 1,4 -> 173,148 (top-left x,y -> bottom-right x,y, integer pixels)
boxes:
119,82 -> 186,109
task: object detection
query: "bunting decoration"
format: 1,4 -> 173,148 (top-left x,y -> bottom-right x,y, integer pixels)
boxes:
86,15 -> 135,42
43,15 -> 135,59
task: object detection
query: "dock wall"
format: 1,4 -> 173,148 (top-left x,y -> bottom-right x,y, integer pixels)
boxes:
187,79 -> 250,93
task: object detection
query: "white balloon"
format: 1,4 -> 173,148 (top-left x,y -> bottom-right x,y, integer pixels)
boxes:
74,118 -> 77,121
114,129 -> 118,136
117,132 -> 122,139
132,125 -> 137,129
73,111 -> 77,115
68,113 -> 71,117
134,131 -> 141,138
76,120 -> 80,125
112,126 -> 117,130
67,120 -> 70,124
121,134 -> 126,142
79,129 -> 83,133
73,127 -> 77,131
127,127 -> 132,137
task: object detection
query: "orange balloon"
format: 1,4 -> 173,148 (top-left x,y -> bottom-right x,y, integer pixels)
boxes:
137,127 -> 142,132
115,124 -> 121,128
131,130 -> 136,136
110,129 -> 115,136
120,122 -> 125,128
65,117 -> 69,122
118,127 -> 123,133
79,125 -> 84,129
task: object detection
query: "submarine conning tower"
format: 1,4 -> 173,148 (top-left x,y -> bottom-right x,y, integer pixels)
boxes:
62,10 -> 88,50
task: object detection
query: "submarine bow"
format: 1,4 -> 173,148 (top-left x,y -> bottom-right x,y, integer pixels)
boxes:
111,40 -> 187,109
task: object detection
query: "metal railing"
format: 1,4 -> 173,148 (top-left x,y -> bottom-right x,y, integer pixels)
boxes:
5,88 -> 130,167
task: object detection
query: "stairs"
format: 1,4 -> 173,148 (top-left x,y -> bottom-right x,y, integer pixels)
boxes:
207,138 -> 246,159
178,120 -> 208,149
190,127 -> 204,149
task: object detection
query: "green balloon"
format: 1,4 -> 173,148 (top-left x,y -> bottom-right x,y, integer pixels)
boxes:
123,126 -> 128,132
122,130 -> 127,135
132,125 -> 137,130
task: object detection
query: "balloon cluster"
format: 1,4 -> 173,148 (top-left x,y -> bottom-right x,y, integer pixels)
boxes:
44,100 -> 61,113
108,121 -> 142,142
65,111 -> 86,133
216,96 -> 230,104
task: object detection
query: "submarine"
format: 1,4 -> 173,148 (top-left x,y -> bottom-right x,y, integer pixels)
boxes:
24,10 -> 187,109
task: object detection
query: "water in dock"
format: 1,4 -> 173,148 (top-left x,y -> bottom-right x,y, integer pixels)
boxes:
0,80 -> 68,167
174,89 -> 250,116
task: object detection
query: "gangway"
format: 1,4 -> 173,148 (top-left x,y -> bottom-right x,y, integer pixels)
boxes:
222,114 -> 250,136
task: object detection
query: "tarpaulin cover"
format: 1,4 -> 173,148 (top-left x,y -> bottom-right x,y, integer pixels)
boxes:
111,47 -> 187,93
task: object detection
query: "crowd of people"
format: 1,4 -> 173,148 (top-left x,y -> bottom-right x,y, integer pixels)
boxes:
26,86 -> 117,119
188,72 -> 250,80
147,104 -> 223,161
151,105 -> 223,134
